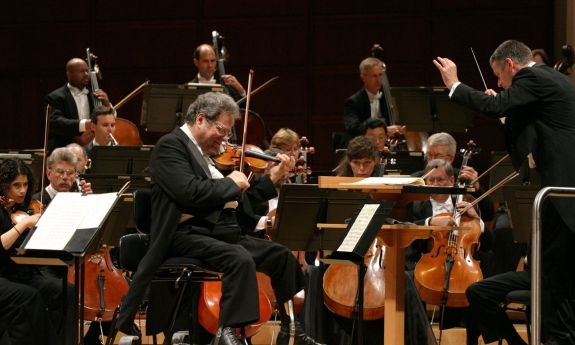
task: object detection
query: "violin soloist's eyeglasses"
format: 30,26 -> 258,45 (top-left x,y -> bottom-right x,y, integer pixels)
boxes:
210,120 -> 233,138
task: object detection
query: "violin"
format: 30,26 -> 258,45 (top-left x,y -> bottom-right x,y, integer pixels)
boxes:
0,197 -> 42,226
212,142 -> 280,174
414,142 -> 483,307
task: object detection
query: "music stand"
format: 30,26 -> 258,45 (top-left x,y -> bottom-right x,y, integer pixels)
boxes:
140,83 -> 224,132
390,87 -> 473,133
502,185 -> 541,244
90,146 -> 153,175
272,184 -> 373,251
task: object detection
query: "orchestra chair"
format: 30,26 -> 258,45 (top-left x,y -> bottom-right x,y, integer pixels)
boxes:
498,257 -> 531,345
113,189 -> 221,345
498,289 -> 531,345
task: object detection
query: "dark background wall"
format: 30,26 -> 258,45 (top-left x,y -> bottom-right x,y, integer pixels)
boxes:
0,0 -> 557,173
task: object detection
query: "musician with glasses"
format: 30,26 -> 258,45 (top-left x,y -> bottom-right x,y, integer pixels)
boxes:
116,92 -> 322,345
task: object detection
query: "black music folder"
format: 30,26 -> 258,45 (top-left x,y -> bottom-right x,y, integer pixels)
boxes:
12,191 -> 121,265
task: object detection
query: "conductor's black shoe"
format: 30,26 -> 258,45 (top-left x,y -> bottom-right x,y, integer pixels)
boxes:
211,327 -> 242,345
276,321 -> 325,345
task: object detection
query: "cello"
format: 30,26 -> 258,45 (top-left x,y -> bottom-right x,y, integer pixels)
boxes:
413,143 -> 483,308
322,237 -> 386,320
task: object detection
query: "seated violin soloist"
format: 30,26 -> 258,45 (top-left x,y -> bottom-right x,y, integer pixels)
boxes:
115,92 -> 322,345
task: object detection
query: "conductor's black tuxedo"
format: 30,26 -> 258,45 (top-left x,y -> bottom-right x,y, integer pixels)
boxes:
343,88 -> 391,138
451,64 -> 575,343
116,127 -> 304,334
45,85 -> 95,152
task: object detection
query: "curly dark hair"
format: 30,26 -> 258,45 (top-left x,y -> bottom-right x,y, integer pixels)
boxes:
0,158 -> 35,209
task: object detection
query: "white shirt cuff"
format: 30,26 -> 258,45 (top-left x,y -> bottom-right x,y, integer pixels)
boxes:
448,82 -> 462,98
79,119 -> 89,132
255,216 -> 267,231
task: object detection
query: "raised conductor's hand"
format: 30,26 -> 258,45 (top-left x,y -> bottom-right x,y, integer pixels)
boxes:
433,57 -> 460,90
228,170 -> 250,191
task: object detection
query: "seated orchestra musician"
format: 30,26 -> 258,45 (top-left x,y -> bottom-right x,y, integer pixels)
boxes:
32,147 -> 110,345
362,118 -> 388,157
0,158 -> 60,345
84,105 -> 118,159
322,135 -> 436,345
406,159 -> 484,345
115,92 -> 322,345
66,143 -> 91,175
45,58 -> 115,152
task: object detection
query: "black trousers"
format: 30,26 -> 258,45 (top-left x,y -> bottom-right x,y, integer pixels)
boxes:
0,277 -> 58,345
467,202 -> 575,344
171,211 -> 305,328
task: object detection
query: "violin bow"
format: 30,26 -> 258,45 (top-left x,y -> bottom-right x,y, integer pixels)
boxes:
236,76 -> 278,105
40,105 -> 50,208
114,80 -> 150,110
239,69 -> 255,176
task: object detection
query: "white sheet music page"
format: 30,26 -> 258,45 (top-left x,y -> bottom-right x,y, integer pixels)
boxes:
24,192 -> 117,250
340,176 -> 424,186
337,204 -> 379,253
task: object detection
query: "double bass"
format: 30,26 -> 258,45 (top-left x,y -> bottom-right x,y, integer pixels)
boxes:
82,48 -> 143,146
370,44 -> 428,152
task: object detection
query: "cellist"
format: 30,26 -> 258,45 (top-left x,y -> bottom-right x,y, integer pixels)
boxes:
406,159 -> 484,345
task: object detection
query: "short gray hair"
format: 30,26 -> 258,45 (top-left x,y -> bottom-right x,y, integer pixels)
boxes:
47,147 -> 77,169
427,132 -> 457,156
185,92 -> 240,123
359,57 -> 383,75
489,40 -> 533,68
425,159 -> 454,178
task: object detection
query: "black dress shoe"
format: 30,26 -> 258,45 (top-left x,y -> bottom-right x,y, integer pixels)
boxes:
211,327 -> 242,345
276,321 -> 325,345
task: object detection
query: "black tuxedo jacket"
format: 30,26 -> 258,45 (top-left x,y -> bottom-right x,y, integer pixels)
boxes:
451,64 -> 575,233
343,88 -> 391,138
44,84 -> 95,151
116,127 -> 277,332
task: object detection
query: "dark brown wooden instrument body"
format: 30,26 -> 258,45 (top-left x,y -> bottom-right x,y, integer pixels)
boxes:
114,117 -> 143,146
414,214 -> 482,308
68,246 -> 129,321
322,237 -> 386,320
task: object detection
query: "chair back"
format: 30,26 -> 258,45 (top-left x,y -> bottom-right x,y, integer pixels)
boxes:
133,189 -> 152,234
118,233 -> 149,272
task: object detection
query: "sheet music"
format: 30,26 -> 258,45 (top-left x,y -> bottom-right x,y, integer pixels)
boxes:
24,192 -> 117,251
340,176 -> 424,186
337,204 -> 379,253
